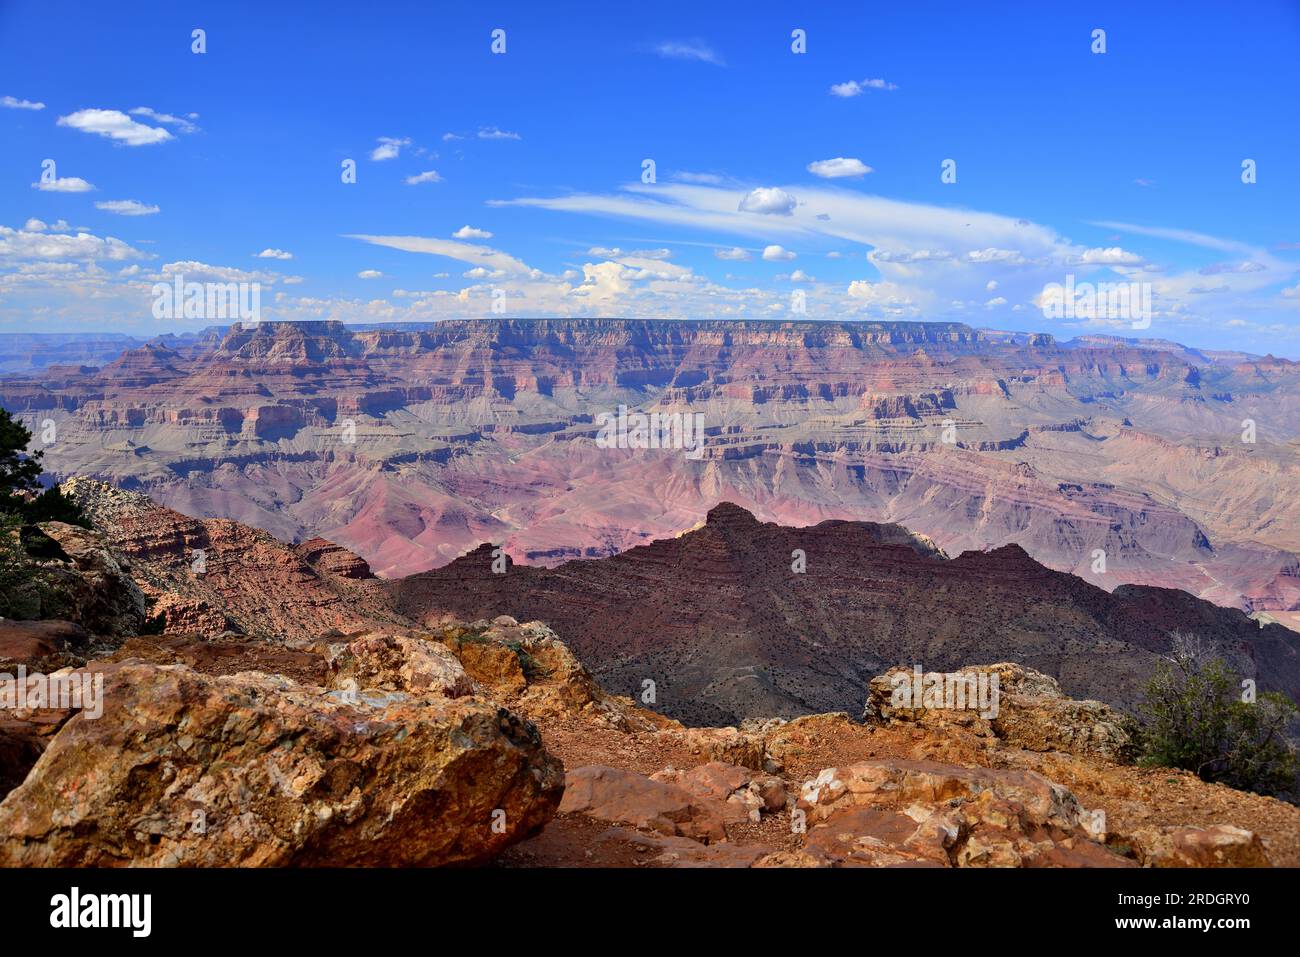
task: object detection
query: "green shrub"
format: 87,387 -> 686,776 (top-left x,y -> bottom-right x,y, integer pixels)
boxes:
1139,632 -> 1298,799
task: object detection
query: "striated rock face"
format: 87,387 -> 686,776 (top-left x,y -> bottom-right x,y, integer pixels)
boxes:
0,660 -> 564,867
394,502 -> 1300,725
294,537 -> 372,579
864,663 -> 1139,762
57,477 -> 405,641
5,318 -> 1298,636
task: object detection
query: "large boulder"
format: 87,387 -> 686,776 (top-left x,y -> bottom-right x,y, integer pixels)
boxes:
326,632 -> 476,698
559,765 -> 729,844
1123,825 -> 1270,868
0,661 -> 564,866
0,619 -> 87,672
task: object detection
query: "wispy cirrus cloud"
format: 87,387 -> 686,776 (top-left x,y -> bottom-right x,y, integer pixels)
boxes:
652,39 -> 724,66
95,199 -> 160,216
129,107 -> 199,134
344,234 -> 534,276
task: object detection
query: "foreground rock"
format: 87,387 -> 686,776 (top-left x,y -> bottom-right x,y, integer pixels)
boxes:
0,661 -> 564,866
1124,824 -> 1271,868
791,759 -> 1135,867
560,765 -> 727,844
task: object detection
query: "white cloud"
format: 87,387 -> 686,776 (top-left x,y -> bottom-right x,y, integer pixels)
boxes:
463,266 -> 506,279
739,187 -> 797,216
255,248 -> 294,260
807,157 -> 873,179
32,176 -> 94,193
871,249 -> 953,263
357,270 -> 384,279
985,296 -> 1007,307
160,261 -> 291,283
986,280 -> 998,291
345,234 -> 533,276
966,248 -> 1033,265
56,108 -> 172,146
830,78 -> 898,97
653,40 -> 723,65
846,279 -> 914,311
404,170 -> 443,185
129,107 -> 198,134
2,96 -> 44,110
477,127 -> 521,140
453,225 -> 493,239
22,218 -> 72,232
1070,246 -> 1143,266
0,224 -> 147,262
95,199 -> 159,216
442,132 -> 464,141
370,136 -> 410,161
714,246 -> 751,261
762,245 -> 796,261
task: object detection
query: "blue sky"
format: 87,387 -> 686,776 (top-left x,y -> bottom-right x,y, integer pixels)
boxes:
1,0 -> 1298,354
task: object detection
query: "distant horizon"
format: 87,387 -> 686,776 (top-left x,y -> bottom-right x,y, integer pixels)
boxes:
3,1 -> 1298,357
1,315 -> 1294,361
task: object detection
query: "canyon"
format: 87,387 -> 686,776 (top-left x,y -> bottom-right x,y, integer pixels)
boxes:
1,318 -> 1297,634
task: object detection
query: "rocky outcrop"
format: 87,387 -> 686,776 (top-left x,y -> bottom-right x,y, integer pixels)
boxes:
864,663 -> 1139,762
791,759 -> 1133,867
428,617 -> 675,733
0,660 -> 564,866
9,522 -> 146,637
